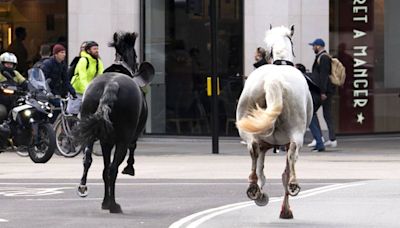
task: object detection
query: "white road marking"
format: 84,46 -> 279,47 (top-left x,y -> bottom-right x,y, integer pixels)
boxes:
0,182 -> 340,186
0,218 -> 8,222
169,182 -> 365,228
0,187 -> 73,197
27,198 -> 103,201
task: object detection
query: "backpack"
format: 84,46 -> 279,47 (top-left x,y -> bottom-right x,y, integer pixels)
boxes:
67,56 -> 89,82
318,53 -> 346,86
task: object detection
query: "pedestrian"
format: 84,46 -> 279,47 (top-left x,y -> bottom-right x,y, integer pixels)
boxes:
308,38 -> 337,151
253,47 -> 267,68
67,41 -> 104,115
32,44 -> 52,68
40,44 -> 76,121
7,27 -> 28,77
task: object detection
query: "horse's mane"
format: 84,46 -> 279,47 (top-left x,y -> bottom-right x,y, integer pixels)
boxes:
264,26 -> 293,61
109,32 -> 138,72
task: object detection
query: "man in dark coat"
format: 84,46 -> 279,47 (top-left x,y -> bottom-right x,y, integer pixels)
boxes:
41,44 -> 76,98
307,38 -> 336,151
41,44 -> 76,121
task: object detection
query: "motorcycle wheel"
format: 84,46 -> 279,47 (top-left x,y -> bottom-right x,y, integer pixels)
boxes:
54,116 -> 81,158
28,123 -> 56,163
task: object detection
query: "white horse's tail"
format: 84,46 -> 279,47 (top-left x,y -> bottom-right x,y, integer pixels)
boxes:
236,79 -> 283,134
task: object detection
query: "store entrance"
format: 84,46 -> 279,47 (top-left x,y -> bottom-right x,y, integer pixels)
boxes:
144,0 -> 243,136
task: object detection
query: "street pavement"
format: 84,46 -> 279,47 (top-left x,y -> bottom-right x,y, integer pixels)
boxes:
0,134 -> 399,227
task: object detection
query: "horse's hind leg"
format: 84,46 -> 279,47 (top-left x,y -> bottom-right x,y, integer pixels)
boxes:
108,142 -> 128,213
280,158 -> 293,219
246,142 -> 261,200
254,149 -> 269,206
100,142 -> 113,210
286,139 -> 301,196
77,143 -> 94,197
122,143 -> 136,176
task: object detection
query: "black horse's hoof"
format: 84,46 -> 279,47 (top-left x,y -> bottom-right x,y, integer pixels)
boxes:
109,203 -> 123,213
122,166 -> 135,176
254,192 -> 269,207
77,185 -> 88,198
101,201 -> 110,210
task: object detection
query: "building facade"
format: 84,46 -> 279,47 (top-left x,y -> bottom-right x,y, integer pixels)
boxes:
2,0 -> 398,136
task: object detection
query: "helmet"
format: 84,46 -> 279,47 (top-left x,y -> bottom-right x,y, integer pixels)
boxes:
0,52 -> 17,64
85,41 -> 99,51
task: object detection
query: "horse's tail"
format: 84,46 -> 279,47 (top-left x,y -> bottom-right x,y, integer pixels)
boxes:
77,80 -> 119,145
236,79 -> 283,134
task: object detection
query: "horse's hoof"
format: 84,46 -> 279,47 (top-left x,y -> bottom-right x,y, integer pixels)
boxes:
254,192 -> 269,207
122,166 -> 135,176
280,209 -> 294,219
246,183 -> 261,200
101,201 -> 110,210
109,203 -> 123,214
77,185 -> 88,198
287,183 -> 301,196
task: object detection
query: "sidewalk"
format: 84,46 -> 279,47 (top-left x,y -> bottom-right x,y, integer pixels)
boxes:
0,135 -> 399,180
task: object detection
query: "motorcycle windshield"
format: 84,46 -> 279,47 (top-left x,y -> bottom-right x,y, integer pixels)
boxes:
28,68 -> 50,92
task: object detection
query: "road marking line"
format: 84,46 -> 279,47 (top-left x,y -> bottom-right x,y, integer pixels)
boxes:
0,218 -> 8,222
169,182 -> 365,228
27,198 -> 103,201
0,182 -> 341,186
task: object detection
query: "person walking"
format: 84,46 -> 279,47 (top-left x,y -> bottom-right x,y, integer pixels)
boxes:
308,38 -> 337,151
7,27 -> 29,77
253,47 -> 268,68
32,44 -> 52,68
67,41 -> 104,115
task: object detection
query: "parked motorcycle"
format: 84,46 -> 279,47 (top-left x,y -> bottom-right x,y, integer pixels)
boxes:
0,80 -> 56,163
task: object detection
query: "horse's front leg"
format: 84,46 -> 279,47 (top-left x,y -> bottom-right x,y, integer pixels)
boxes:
246,143 -> 261,200
107,142 -> 128,213
77,143 -> 94,197
280,158 -> 293,219
254,149 -> 269,206
122,143 -> 136,176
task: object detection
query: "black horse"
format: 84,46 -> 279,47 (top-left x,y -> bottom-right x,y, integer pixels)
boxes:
75,32 -> 154,213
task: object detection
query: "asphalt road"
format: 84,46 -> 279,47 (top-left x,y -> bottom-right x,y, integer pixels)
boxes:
0,179 -> 348,228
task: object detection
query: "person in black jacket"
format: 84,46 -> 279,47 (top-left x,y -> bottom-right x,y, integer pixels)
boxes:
41,44 -> 76,98
41,44 -> 76,121
308,38 -> 337,151
253,47 -> 268,68
32,44 -> 51,68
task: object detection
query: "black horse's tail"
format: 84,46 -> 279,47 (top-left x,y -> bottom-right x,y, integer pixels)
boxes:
77,81 -> 119,146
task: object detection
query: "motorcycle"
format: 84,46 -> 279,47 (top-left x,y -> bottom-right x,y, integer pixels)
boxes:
0,78 -> 56,163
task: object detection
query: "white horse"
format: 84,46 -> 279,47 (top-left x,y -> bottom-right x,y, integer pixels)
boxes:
236,25 -> 313,219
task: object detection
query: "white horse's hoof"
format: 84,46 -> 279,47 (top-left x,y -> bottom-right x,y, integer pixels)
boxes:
287,183 -> 301,196
254,192 -> 269,206
77,185 -> 88,197
246,183 -> 261,200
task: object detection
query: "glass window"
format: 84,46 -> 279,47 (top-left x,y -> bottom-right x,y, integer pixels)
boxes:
144,0 -> 243,135
0,0 -> 67,76
330,0 -> 400,133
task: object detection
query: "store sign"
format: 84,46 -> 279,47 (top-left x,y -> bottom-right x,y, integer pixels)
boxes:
338,0 -> 374,133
